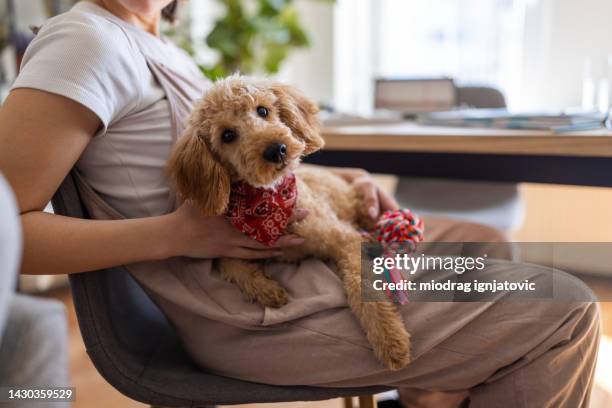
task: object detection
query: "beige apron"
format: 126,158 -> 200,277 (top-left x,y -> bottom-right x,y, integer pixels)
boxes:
71,55 -> 360,377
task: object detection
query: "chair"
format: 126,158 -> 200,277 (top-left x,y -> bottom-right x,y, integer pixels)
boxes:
456,85 -> 507,109
51,172 -> 389,408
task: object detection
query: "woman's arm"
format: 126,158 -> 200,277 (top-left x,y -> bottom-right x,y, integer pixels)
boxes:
0,88 -> 177,275
302,164 -> 399,218
0,89 -> 304,275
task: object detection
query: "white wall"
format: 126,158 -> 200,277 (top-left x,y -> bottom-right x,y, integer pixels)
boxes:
518,0 -> 612,110
278,1 -> 335,105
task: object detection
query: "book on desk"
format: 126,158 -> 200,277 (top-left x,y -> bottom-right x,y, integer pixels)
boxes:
418,108 -> 605,133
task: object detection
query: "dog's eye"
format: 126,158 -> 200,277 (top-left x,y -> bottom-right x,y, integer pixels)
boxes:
221,129 -> 238,143
256,106 -> 269,118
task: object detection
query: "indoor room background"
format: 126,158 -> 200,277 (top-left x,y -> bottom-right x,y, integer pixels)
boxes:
188,0 -> 612,251
1,0 -> 612,407
4,0 -> 612,347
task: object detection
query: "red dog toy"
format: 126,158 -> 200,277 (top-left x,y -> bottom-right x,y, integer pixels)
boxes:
369,209 -> 425,304
373,208 -> 424,250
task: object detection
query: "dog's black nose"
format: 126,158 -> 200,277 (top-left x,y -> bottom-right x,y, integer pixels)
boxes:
263,143 -> 287,163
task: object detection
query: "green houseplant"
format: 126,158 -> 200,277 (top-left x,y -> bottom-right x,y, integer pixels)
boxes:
167,0 -> 332,80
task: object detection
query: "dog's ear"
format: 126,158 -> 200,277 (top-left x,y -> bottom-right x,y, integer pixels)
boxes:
167,125 -> 231,216
271,82 -> 324,154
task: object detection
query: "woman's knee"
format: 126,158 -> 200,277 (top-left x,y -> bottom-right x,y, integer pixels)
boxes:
554,269 -> 599,303
552,272 -> 601,359
534,268 -> 600,335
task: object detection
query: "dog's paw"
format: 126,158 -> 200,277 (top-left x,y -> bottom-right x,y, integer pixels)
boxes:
385,338 -> 412,370
250,281 -> 289,308
376,331 -> 412,371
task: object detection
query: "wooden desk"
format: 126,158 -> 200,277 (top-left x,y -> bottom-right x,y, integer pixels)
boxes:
303,123 -> 612,187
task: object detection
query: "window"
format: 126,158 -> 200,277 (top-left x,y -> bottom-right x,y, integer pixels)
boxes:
334,0 -> 528,113
375,0 -> 523,85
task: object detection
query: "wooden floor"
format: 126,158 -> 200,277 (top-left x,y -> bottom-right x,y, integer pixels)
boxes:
44,278 -> 612,408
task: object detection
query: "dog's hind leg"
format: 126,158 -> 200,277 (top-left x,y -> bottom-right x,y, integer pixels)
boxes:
218,258 -> 289,308
337,237 -> 412,370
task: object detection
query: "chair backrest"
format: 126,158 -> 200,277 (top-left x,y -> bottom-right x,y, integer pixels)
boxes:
456,86 -> 507,109
51,172 -> 389,406
51,172 -> 195,405
51,172 -> 173,354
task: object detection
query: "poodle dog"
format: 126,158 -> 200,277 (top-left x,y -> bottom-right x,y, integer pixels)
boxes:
167,76 -> 411,370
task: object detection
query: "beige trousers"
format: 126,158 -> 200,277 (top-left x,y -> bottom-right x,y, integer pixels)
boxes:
185,217 -> 600,408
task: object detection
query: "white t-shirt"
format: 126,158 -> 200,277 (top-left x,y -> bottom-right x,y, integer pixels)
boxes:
12,1 -> 205,218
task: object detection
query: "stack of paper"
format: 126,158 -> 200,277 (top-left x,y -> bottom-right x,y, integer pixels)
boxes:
418,109 -> 604,132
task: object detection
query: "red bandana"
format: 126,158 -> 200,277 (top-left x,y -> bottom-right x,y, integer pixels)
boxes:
225,174 -> 297,246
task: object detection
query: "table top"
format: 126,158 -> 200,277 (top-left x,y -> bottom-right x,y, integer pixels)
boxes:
321,122 -> 612,157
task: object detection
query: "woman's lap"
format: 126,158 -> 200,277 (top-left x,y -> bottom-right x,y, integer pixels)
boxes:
195,259 -> 597,389
186,217 -> 599,401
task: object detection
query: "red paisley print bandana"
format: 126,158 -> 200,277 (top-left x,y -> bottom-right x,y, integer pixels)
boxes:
225,174 -> 297,246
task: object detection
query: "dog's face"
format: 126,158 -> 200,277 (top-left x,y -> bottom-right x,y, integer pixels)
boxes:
168,76 -> 324,215
196,77 -> 316,187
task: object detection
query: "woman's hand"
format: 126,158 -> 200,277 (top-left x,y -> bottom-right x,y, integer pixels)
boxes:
168,201 -> 308,260
331,167 -> 399,219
